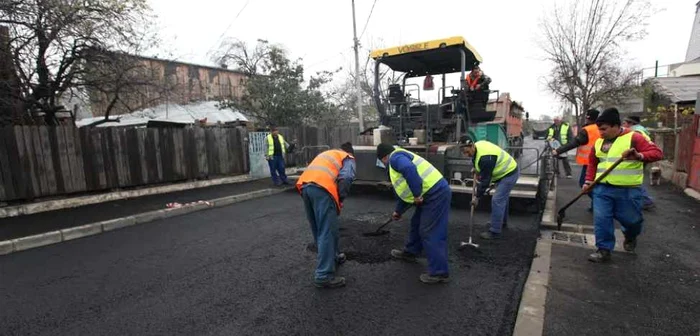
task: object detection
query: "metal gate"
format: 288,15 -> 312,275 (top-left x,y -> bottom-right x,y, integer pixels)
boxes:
249,132 -> 270,179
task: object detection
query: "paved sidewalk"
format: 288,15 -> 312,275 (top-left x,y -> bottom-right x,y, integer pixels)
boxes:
0,179 -> 286,241
543,164 -> 700,336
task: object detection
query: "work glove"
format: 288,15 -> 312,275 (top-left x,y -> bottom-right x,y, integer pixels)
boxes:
413,196 -> 424,206
471,196 -> 479,207
392,211 -> 401,221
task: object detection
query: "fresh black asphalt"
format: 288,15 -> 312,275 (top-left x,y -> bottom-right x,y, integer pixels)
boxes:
0,188 -> 540,336
544,165 -> 700,336
0,179 -> 274,240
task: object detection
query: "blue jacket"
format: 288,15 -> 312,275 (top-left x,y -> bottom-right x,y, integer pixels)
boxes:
389,151 -> 449,214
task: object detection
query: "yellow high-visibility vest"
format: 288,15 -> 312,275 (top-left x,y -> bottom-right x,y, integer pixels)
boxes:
594,132 -> 643,186
388,148 -> 444,203
474,140 -> 518,181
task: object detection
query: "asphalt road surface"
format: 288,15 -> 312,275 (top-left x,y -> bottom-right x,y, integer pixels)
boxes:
1,185 -> 541,335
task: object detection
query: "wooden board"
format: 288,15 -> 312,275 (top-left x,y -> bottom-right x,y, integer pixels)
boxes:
20,126 -> 40,198
70,126 -> 87,192
194,127 -> 208,178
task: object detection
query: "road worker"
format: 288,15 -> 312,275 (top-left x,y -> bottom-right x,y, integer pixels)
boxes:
552,109 -> 601,211
584,108 -> 662,263
264,125 -> 291,186
459,138 -> 519,239
376,143 -> 452,284
296,142 -> 356,288
547,116 -> 574,178
465,64 -> 492,91
623,115 -> 655,210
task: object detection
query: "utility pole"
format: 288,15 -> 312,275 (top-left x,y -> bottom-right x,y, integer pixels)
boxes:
351,0 -> 365,131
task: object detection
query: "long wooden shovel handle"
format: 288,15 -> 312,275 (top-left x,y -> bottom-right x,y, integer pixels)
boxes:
559,156 -> 627,213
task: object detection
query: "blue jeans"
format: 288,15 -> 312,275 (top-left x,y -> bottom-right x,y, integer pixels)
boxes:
592,184 -> 644,251
404,182 -> 451,276
489,169 -> 520,234
302,185 -> 339,282
268,154 -> 288,185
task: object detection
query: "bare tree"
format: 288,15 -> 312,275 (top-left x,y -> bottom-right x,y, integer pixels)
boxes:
0,0 -> 155,125
539,0 -> 651,126
78,48 -> 177,127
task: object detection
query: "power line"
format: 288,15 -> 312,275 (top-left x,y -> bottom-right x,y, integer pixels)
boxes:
207,0 -> 251,56
359,0 -> 378,40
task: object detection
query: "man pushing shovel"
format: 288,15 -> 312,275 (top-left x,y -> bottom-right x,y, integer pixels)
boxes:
376,143 -> 452,284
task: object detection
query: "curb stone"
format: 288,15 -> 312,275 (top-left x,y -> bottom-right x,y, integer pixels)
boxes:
512,238 -> 552,336
0,187 -> 292,256
61,224 -> 103,241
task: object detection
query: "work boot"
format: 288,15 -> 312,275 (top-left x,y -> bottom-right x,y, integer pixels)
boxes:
623,237 -> 637,252
587,249 -> 611,263
480,231 -> 502,240
314,277 -> 346,289
419,273 -> 450,284
336,253 -> 347,266
282,180 -> 291,185
486,221 -> 508,229
390,249 -> 417,263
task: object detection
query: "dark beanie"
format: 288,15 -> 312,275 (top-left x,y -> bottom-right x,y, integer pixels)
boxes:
376,143 -> 395,159
596,107 -> 621,126
624,115 -> 641,124
586,109 -> 600,120
340,142 -> 354,155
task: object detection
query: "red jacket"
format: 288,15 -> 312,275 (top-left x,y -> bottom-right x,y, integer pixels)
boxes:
585,128 -> 663,182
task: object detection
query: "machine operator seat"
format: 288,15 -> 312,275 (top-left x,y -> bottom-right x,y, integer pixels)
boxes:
388,84 -> 406,104
451,88 -> 495,123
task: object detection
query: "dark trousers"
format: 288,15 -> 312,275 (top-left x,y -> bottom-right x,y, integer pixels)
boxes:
404,184 -> 451,276
268,154 -> 288,185
556,156 -> 572,176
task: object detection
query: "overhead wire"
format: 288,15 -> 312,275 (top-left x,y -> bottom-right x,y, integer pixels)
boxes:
359,0 -> 378,40
206,0 -> 252,56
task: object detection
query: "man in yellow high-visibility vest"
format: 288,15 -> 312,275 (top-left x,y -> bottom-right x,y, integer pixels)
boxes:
264,126 -> 290,186
583,108 -> 663,263
623,115 -> 655,210
376,143 -> 452,284
460,138 -> 519,239
547,116 -> 574,178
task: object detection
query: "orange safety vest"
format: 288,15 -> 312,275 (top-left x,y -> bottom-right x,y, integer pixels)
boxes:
576,124 -> 601,165
296,149 -> 354,214
466,72 -> 482,89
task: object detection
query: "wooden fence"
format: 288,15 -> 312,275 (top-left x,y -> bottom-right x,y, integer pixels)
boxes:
0,125 -> 248,203
277,125 -> 362,166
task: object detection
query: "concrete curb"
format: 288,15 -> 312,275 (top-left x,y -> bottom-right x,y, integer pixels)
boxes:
512,237 -> 552,336
0,187 -> 293,256
0,168 -> 299,219
684,188 -> 700,203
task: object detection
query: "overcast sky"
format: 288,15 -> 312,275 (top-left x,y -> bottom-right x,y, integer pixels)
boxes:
148,0 -> 695,119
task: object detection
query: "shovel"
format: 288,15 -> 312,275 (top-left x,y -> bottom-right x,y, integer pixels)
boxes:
363,205 -> 413,237
556,156 -> 626,230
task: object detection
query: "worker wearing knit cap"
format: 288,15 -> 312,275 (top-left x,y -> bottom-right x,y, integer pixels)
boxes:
376,143 -> 452,284
622,115 -> 655,210
584,107 -> 663,263
552,109 -> 601,211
